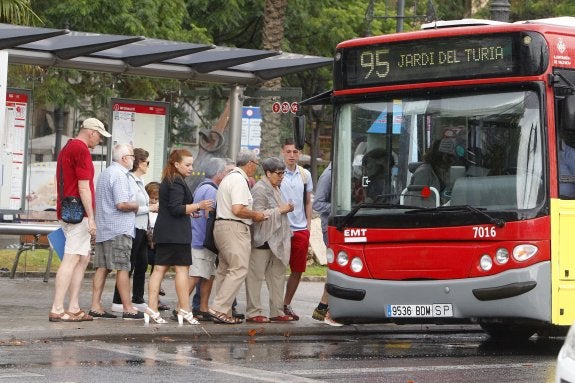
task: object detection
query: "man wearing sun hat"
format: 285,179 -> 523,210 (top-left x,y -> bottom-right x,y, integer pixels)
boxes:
49,117 -> 112,322
82,117 -> 111,138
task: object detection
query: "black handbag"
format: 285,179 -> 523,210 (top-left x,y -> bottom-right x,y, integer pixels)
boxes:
203,210 -> 218,254
58,158 -> 85,224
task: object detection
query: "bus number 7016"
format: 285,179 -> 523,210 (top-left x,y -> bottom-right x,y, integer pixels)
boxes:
472,226 -> 497,238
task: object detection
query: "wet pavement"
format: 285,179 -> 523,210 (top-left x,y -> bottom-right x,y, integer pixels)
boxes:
0,273 -> 481,343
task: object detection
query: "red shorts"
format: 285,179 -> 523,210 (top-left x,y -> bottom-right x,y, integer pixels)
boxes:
289,229 -> 310,273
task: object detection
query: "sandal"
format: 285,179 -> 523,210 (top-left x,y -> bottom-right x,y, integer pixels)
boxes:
208,308 -> 242,324
144,308 -> 167,324
68,310 -> 93,321
246,315 -> 271,323
49,311 -> 81,322
269,315 -> 295,322
177,309 -> 199,325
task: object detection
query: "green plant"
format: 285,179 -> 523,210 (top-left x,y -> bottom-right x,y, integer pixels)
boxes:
303,264 -> 327,277
0,248 -> 60,273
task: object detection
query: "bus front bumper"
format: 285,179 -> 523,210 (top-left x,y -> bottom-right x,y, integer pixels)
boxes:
326,261 -> 551,323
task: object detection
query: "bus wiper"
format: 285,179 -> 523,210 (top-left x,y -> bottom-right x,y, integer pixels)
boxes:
405,205 -> 506,228
337,202 -> 421,231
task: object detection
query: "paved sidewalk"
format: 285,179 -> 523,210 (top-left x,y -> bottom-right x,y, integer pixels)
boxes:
0,275 -> 481,343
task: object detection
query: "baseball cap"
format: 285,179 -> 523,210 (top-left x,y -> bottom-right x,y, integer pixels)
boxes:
82,117 -> 111,137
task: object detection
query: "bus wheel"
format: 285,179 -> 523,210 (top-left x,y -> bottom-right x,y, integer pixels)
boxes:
536,325 -> 570,338
479,322 -> 538,339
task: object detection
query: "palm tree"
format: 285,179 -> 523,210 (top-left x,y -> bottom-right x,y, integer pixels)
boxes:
0,0 -> 42,25
259,0 -> 287,159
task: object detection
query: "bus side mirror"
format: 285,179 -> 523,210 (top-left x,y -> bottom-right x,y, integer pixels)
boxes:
293,115 -> 306,150
562,95 -> 575,131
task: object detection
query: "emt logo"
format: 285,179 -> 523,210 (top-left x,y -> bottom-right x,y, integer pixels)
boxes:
344,228 -> 367,243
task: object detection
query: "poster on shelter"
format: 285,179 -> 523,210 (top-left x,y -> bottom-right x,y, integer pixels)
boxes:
0,89 -> 30,213
241,106 -> 262,156
110,99 -> 169,183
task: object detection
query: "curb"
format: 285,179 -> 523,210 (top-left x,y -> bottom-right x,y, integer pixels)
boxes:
1,271 -> 327,283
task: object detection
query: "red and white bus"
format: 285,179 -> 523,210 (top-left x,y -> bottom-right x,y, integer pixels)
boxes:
306,17 -> 575,338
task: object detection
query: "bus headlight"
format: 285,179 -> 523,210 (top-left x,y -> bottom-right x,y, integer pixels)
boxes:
480,254 -> 493,271
350,257 -> 363,273
495,248 -> 509,264
326,248 -> 334,264
513,244 -> 538,262
337,251 -> 349,266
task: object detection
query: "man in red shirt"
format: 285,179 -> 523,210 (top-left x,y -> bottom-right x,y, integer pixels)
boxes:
49,118 -> 111,322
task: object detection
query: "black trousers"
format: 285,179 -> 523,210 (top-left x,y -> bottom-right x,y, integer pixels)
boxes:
113,228 -> 148,304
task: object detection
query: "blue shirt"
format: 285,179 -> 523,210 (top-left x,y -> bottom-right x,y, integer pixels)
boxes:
280,165 -> 313,231
312,162 -> 331,238
191,179 -> 217,249
95,162 -> 136,242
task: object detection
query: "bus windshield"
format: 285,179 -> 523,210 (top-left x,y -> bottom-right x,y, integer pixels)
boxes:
333,89 -> 545,219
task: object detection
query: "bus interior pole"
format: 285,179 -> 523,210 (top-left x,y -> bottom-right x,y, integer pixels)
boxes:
396,0 -> 405,33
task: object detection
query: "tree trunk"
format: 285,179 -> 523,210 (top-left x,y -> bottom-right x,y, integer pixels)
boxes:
259,0 -> 287,159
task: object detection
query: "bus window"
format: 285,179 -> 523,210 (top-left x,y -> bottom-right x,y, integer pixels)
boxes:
333,90 -> 545,215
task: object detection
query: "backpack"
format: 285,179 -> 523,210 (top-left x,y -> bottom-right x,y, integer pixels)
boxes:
194,180 -> 219,254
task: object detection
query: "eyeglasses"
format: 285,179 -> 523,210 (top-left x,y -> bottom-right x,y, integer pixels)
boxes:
250,160 -> 260,167
272,171 -> 285,176
145,161 -> 150,165
124,154 -> 135,158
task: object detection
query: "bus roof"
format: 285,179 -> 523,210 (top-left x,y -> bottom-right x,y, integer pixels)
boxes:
523,16 -> 575,28
338,17 -> 575,49
422,17 -> 575,30
421,19 -> 507,29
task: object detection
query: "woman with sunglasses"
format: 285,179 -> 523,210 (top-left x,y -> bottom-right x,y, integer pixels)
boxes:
245,157 -> 295,323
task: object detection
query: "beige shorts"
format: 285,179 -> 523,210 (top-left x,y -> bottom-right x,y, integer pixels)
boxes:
93,234 -> 132,271
189,247 -> 217,279
61,218 -> 91,256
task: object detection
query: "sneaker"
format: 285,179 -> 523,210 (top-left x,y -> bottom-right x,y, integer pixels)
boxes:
88,310 -> 117,319
158,302 -> 171,311
132,302 -> 148,312
232,308 -> 245,319
324,313 -> 343,327
111,303 -> 123,313
312,307 -> 328,322
283,305 -> 299,321
122,311 -> 144,320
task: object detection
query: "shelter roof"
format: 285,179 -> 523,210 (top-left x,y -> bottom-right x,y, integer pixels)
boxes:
1,24 -> 331,85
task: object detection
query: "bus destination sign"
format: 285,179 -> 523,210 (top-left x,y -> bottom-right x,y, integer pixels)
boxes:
337,32 -> 547,89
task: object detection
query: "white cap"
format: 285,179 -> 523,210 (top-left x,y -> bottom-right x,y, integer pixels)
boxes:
82,118 -> 110,137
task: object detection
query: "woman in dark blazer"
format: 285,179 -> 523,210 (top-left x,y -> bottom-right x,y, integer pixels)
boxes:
145,149 -> 213,325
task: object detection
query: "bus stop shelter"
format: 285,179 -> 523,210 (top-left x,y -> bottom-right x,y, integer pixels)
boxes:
0,23 -> 331,274
0,23 -> 332,160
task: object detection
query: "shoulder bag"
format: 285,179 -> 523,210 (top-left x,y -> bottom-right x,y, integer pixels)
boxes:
58,152 -> 85,224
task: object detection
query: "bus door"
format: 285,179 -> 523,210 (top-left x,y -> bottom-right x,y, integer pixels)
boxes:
553,68 -> 575,325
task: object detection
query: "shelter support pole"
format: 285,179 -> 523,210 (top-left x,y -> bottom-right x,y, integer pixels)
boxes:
228,85 -> 244,161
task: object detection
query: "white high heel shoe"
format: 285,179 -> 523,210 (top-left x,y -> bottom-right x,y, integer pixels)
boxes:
144,308 -> 167,324
177,309 -> 199,325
